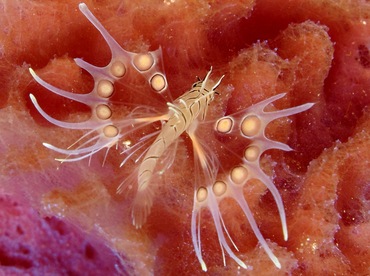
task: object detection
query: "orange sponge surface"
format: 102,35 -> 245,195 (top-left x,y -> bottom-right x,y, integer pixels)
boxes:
0,0 -> 369,275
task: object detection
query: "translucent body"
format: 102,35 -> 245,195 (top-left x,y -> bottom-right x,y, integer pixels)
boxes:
29,3 -> 314,272
130,70 -> 223,228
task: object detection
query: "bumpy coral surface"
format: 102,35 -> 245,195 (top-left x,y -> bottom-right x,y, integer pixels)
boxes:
0,0 -> 369,275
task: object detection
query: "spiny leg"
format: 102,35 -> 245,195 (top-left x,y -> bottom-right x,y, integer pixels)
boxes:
191,93 -> 313,271
29,3 -> 170,163
188,128 -> 246,271
192,184 -> 249,272
215,93 -> 314,241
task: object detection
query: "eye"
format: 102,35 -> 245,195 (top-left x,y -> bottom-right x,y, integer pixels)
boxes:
192,81 -> 200,88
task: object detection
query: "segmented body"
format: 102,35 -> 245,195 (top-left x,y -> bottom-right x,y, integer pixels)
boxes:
28,3 -> 314,272
133,70 -> 223,227
138,72 -> 220,192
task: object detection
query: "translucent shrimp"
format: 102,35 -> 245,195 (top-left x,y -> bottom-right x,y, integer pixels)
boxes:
128,69 -> 224,228
28,2 -> 315,272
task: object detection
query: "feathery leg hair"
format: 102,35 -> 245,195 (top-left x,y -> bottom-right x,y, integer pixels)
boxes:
29,2 -> 314,272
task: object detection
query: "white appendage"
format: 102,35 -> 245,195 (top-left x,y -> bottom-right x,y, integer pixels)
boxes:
191,93 -> 314,271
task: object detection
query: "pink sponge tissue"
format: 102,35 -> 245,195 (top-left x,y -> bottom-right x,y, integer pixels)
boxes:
0,195 -> 130,275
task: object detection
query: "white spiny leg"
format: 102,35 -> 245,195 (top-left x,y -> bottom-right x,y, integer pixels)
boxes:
228,182 -> 282,268
29,4 -> 169,164
189,127 -> 248,271
192,92 -> 315,270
